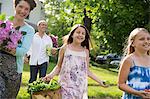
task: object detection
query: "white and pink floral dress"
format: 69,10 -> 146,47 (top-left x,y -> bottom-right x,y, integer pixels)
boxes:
59,46 -> 88,99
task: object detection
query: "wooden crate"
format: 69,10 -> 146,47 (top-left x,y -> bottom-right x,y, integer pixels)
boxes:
32,89 -> 61,99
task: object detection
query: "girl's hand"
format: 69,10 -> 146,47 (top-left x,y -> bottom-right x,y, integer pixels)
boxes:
144,89 -> 150,92
137,91 -> 150,99
100,81 -> 109,88
42,74 -> 53,82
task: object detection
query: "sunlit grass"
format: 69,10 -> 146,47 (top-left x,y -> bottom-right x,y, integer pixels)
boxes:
88,86 -> 122,98
88,66 -> 118,85
17,61 -> 122,99
17,86 -> 30,99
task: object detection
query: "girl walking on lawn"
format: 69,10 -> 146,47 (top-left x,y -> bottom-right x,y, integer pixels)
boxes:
118,28 -> 150,99
43,24 -> 108,99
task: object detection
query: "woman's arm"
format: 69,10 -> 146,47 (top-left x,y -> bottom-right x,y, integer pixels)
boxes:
16,26 -> 35,57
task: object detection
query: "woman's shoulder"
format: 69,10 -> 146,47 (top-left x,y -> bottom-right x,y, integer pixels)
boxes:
23,22 -> 35,33
45,34 -> 52,39
25,22 -> 34,30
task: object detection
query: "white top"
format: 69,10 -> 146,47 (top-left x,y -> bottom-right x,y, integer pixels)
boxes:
27,33 -> 53,65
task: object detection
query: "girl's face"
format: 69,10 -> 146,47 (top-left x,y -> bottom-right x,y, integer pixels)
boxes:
72,27 -> 86,44
15,0 -> 30,20
133,32 -> 150,52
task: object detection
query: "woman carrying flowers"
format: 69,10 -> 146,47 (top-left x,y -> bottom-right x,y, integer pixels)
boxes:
0,0 -> 36,98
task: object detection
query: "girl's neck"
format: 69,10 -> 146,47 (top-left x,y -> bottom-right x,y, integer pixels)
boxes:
69,43 -> 85,52
70,43 -> 82,49
133,51 -> 148,57
132,51 -> 150,67
13,17 -> 25,28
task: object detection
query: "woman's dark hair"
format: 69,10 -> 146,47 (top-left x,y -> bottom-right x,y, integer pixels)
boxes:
67,24 -> 90,50
14,0 -> 36,11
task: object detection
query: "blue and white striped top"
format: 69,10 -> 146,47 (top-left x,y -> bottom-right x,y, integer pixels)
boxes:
122,64 -> 150,99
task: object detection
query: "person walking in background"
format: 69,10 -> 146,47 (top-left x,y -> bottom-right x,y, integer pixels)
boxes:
48,32 -> 59,63
43,24 -> 108,99
49,32 -> 58,48
118,28 -> 150,99
27,20 -> 57,83
0,0 -> 36,98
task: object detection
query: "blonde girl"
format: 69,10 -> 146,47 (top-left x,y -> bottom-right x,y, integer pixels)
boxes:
118,28 -> 150,99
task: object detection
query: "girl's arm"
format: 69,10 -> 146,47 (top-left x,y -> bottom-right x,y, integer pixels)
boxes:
43,45 -> 66,81
118,57 -> 149,98
86,49 -> 108,87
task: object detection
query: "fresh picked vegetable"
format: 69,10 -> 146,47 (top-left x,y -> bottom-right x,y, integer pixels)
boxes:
27,79 -> 61,94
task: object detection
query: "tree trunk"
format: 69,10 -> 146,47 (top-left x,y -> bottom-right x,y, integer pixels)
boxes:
83,8 -> 92,33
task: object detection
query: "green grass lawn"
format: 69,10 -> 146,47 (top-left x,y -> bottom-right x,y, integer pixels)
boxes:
17,62 -> 122,99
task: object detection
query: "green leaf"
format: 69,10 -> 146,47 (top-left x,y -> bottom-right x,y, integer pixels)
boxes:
8,16 -> 14,21
0,13 -> 6,21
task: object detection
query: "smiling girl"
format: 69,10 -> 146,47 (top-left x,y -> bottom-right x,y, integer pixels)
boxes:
43,24 -> 108,99
118,28 -> 150,99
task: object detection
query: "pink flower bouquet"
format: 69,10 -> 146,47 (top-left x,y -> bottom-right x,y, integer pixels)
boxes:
50,35 -> 58,48
0,20 -> 26,50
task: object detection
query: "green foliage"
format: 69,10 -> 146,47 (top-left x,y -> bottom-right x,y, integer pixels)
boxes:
27,79 -> 61,94
8,16 -> 14,21
43,0 -> 74,46
43,0 -> 149,55
93,0 -> 149,54
0,13 -> 14,21
0,13 -> 6,21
